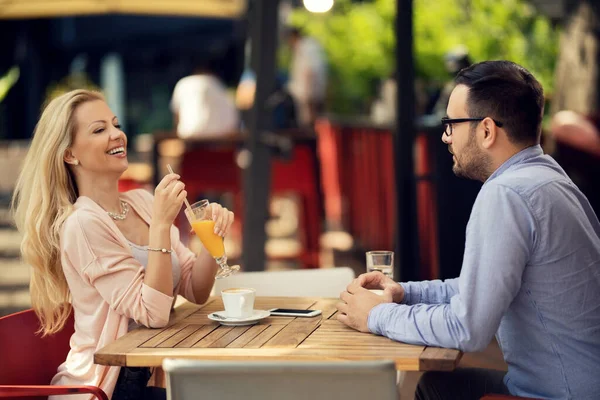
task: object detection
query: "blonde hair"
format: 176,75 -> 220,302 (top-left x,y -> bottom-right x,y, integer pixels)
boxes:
12,89 -> 105,336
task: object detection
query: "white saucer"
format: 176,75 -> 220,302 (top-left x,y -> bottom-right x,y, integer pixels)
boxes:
208,310 -> 271,326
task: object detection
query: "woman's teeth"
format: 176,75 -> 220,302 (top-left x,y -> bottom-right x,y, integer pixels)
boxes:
107,147 -> 125,155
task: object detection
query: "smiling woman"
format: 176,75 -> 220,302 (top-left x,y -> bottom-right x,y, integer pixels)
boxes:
10,89 -> 234,399
63,100 -> 129,177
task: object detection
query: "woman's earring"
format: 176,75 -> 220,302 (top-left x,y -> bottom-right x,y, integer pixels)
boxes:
73,159 -> 79,166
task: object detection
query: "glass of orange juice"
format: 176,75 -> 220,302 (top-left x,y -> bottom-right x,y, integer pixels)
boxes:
185,199 -> 240,279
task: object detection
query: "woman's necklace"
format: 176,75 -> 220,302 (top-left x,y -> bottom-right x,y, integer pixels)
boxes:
107,200 -> 129,221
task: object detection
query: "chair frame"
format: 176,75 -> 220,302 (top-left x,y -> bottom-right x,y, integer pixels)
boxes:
0,309 -> 108,400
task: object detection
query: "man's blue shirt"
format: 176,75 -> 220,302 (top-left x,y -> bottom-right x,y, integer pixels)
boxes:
368,145 -> 600,399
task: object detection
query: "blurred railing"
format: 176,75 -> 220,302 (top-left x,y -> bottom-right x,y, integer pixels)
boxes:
126,120 -> 479,278
146,129 -> 322,269
315,117 -> 440,280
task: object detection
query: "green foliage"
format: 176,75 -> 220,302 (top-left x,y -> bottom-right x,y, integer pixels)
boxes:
288,0 -> 559,114
0,67 -> 20,103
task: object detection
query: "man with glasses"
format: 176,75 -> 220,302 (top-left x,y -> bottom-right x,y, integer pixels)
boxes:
337,60 -> 600,400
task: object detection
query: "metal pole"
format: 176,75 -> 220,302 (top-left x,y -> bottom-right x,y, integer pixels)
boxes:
394,0 -> 419,281
241,0 -> 279,271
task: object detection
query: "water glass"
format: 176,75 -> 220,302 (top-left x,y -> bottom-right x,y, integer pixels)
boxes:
366,251 -> 394,279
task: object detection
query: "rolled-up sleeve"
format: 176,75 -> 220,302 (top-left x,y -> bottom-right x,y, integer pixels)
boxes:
84,257 -> 174,328
62,210 -> 173,328
400,278 -> 459,305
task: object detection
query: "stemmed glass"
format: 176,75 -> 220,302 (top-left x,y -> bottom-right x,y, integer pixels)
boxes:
185,199 -> 240,279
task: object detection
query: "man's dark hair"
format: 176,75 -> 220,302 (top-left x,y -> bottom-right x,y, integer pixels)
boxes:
455,60 -> 544,145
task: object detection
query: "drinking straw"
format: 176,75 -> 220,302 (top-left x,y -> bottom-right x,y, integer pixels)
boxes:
167,164 -> 194,225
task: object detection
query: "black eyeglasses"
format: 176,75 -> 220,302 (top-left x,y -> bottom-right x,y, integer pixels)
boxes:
441,117 -> 503,136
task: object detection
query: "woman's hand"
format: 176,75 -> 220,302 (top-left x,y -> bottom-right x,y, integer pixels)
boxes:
152,173 -> 186,226
206,203 -> 234,237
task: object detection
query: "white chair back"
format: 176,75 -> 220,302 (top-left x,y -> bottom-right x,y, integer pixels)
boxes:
210,267 -> 355,298
163,359 -> 399,400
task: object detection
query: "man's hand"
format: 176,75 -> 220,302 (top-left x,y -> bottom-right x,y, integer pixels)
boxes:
336,281 -> 393,333
353,272 -> 405,303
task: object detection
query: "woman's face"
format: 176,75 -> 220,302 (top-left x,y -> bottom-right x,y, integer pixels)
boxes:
67,100 -> 128,176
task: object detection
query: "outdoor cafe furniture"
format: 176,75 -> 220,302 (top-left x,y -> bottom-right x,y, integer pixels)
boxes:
95,296 -> 462,372
0,309 -> 108,399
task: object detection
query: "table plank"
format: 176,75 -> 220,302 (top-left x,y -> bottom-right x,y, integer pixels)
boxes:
140,323 -> 188,348
253,316 -> 295,325
94,299 -> 203,366
419,347 -> 463,371
244,324 -> 287,348
300,324 -> 414,349
174,325 -> 219,348
258,298 -> 338,349
122,347 -> 423,370
317,319 -> 358,330
262,317 -> 321,348
177,314 -> 219,325
308,298 -> 338,319
208,326 -> 253,348
95,297 -> 462,372
226,325 -> 270,348
192,326 -> 235,348
157,324 -> 205,348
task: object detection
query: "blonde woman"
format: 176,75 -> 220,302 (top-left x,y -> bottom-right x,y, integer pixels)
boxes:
12,89 -> 233,400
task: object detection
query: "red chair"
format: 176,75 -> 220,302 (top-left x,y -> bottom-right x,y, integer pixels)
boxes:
179,144 -> 322,268
271,144 -> 322,268
178,146 -> 242,244
0,309 -> 108,399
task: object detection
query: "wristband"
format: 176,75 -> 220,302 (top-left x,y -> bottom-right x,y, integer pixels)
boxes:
148,247 -> 173,254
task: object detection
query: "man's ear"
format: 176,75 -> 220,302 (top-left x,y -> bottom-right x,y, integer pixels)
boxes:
481,117 -> 498,149
64,149 -> 79,166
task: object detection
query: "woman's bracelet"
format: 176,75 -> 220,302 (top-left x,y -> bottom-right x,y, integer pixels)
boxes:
147,247 -> 173,254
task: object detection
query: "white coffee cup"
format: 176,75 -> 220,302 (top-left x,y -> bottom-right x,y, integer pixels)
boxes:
221,288 -> 255,319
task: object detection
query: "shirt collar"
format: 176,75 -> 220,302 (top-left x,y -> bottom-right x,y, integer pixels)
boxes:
487,144 -> 543,183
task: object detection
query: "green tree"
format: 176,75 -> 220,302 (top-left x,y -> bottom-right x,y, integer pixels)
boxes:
288,0 -> 559,114
0,67 -> 20,103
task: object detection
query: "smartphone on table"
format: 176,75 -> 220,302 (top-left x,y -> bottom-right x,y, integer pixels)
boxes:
268,308 -> 322,317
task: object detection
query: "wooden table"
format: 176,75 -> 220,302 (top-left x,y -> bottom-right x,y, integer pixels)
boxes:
95,297 -> 461,371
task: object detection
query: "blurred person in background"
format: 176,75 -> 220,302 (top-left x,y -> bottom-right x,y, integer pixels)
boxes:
337,61 -> 600,400
286,27 -> 327,128
236,68 -> 298,130
431,46 -> 473,118
550,110 -> 600,155
171,57 -> 239,138
549,109 -> 600,215
12,90 -> 235,399
371,71 -> 430,124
